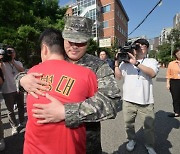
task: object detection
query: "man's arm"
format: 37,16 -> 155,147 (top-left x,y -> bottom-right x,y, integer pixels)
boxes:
12,60 -> 25,72
15,71 -> 27,92
128,53 -> 158,78
32,63 -> 121,128
64,63 -> 121,127
136,64 -> 157,78
114,60 -> 122,80
16,64 -> 121,128
15,72 -> 49,95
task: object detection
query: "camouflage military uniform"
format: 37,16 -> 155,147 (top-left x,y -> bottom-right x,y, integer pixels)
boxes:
66,53 -> 121,154
65,53 -> 121,126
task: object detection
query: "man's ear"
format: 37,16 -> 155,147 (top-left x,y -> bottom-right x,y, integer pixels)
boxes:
42,43 -> 48,56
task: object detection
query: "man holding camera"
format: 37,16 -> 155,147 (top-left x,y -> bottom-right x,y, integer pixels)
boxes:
0,46 -> 25,136
115,39 -> 159,154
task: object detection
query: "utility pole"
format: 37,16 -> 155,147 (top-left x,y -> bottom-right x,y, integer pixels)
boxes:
128,0 -> 163,36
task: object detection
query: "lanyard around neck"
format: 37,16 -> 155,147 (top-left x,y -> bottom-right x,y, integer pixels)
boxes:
137,58 -> 145,78
8,62 -> 15,75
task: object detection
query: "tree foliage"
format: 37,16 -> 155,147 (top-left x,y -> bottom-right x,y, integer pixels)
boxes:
148,50 -> 157,59
157,43 -> 172,67
0,0 -> 67,68
156,28 -> 180,67
87,39 -> 99,56
167,28 -> 180,48
86,39 -> 115,60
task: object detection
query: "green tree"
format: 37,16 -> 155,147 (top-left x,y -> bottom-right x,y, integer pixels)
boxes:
148,50 -> 157,59
157,43 -> 172,67
16,25 -> 40,68
0,0 -> 67,68
156,28 -> 180,67
167,28 -> 180,48
87,39 -> 99,56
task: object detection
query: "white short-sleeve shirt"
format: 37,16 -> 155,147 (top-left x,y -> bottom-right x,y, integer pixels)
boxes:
120,58 -> 159,105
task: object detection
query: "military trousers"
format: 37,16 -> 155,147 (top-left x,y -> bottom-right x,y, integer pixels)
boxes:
123,100 -> 155,148
86,122 -> 102,154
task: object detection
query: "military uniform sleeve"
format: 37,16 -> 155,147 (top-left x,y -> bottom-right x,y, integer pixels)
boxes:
65,63 -> 121,128
15,71 -> 27,92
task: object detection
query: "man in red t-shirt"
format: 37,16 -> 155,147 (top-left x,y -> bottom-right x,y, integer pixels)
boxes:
23,28 -> 97,154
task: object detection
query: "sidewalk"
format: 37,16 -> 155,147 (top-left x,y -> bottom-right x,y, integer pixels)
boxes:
0,94 -> 26,154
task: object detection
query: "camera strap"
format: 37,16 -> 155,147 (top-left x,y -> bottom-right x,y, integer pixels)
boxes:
8,62 -> 15,75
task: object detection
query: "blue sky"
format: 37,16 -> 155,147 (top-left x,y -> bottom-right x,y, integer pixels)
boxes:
59,0 -> 180,39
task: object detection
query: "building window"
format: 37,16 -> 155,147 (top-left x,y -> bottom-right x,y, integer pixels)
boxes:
103,21 -> 108,28
101,4 -> 111,13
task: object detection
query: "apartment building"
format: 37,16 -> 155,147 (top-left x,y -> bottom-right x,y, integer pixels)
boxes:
173,12 -> 180,30
66,0 -> 129,48
159,27 -> 172,45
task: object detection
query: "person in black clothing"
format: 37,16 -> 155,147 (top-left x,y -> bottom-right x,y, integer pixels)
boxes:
0,58 -> 5,151
99,50 -> 115,70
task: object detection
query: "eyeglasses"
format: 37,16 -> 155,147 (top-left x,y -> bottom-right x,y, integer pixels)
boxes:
69,41 -> 87,47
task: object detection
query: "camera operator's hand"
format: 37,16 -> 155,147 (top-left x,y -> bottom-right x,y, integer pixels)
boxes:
114,52 -> 121,67
128,52 -> 137,65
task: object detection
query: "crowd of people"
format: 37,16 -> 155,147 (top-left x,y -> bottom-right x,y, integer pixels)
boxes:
0,15 -> 179,154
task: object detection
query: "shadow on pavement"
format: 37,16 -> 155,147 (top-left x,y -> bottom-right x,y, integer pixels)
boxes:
112,110 -> 180,154
154,110 -> 180,154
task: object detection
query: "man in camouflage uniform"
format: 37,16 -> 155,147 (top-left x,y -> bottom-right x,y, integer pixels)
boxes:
16,16 -> 121,153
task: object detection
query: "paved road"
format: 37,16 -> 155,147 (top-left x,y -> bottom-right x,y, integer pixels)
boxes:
101,68 -> 180,154
0,68 -> 180,154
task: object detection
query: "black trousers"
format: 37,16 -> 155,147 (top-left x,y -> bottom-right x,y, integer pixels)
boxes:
170,79 -> 180,114
2,92 -> 25,127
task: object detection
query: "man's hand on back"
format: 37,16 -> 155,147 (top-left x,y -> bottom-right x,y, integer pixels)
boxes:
20,73 -> 49,98
32,93 -> 65,124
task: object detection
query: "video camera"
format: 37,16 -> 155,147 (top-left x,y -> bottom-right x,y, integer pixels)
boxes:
117,43 -> 140,62
0,48 -> 13,62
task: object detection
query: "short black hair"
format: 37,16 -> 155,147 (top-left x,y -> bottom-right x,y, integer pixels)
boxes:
173,47 -> 180,59
39,28 -> 65,55
134,38 -> 149,48
6,45 -> 15,50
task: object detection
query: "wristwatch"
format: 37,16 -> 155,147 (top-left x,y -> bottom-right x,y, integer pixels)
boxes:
134,61 -> 140,67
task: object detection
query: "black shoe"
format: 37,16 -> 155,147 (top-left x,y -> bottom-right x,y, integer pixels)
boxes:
168,113 -> 180,117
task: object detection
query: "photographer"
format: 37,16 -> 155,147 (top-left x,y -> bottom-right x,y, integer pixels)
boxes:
1,46 -> 25,136
114,39 -> 159,154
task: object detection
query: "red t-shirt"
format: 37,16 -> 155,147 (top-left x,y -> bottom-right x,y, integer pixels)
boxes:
24,60 -> 97,154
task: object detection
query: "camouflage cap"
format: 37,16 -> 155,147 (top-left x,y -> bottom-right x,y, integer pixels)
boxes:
62,16 -> 93,43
